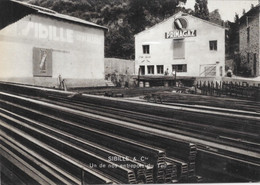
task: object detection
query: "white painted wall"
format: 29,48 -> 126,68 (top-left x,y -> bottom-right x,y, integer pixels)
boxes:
135,12 -> 225,77
0,14 -> 105,81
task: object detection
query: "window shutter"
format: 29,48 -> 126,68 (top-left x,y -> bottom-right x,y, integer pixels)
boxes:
173,39 -> 185,59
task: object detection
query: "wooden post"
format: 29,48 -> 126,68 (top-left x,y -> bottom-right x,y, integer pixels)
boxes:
215,81 -> 218,96
257,85 -> 260,101
62,79 -> 67,91
211,82 -> 214,96
138,67 -> 141,87
81,170 -> 85,185
208,81 -> 211,95
219,81 -> 222,96
230,82 -> 232,96
203,81 -> 206,95
235,82 -> 238,97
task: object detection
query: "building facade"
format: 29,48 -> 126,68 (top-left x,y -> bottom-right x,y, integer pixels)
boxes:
239,4 -> 260,77
135,12 -> 225,78
0,0 -> 107,87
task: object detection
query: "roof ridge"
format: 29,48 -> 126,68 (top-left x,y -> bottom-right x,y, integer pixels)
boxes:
135,11 -> 224,37
9,0 -> 108,30
239,3 -> 259,20
11,0 -> 56,14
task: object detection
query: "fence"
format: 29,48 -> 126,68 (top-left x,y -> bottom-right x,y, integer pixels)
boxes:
196,81 -> 260,101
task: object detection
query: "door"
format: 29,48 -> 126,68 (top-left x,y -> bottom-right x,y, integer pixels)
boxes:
139,66 -> 145,75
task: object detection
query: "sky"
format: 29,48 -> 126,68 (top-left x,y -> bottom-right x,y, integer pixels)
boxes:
184,0 -> 259,21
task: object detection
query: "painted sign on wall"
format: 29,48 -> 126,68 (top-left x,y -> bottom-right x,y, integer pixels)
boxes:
12,19 -> 102,44
165,17 -> 197,39
165,30 -> 196,39
33,47 -> 52,77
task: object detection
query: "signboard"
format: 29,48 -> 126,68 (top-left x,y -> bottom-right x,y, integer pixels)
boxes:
165,17 -> 197,39
33,47 -> 52,77
165,30 -> 196,39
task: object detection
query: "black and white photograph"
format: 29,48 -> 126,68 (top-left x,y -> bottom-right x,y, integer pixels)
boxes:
0,0 -> 259,184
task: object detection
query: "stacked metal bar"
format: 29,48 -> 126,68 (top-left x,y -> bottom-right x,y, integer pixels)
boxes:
0,87 -> 197,184
0,82 -> 259,184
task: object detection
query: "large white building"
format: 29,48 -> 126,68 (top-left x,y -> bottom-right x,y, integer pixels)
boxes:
0,0 -> 107,88
135,11 -> 225,79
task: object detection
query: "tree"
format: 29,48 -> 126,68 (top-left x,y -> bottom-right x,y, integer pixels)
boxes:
194,0 -> 209,20
234,13 -> 239,23
209,9 -> 222,25
19,0 -> 187,59
225,13 -> 240,75
105,24 -> 134,59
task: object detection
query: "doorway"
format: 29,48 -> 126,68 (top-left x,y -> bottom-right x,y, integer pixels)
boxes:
139,66 -> 145,75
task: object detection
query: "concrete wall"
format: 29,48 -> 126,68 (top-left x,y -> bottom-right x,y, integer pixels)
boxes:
135,12 -> 225,77
0,14 -> 105,87
239,11 -> 260,76
105,58 -> 135,75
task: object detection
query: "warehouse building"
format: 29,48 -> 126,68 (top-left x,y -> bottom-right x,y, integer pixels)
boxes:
239,3 -> 260,77
0,0 -> 107,88
135,11 -> 225,83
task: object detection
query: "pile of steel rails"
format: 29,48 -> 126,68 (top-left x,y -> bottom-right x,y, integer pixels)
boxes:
143,91 -> 260,112
0,82 -> 259,184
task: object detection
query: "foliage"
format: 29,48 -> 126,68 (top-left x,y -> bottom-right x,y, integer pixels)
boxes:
19,0 -> 222,60
234,13 -> 239,23
194,0 -> 209,20
225,13 -> 240,75
209,9 -> 223,26
242,9 -> 246,15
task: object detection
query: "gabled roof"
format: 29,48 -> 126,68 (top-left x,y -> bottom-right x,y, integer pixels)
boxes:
135,11 -> 225,37
6,0 -> 108,31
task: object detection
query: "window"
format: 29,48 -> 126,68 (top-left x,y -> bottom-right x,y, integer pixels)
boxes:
209,41 -> 217,51
157,65 -> 164,74
147,65 -> 154,74
247,27 -> 250,43
139,66 -> 145,75
172,64 -> 187,72
173,39 -> 185,59
143,45 -> 150,54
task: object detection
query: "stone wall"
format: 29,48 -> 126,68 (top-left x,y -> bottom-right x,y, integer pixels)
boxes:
239,10 -> 260,76
104,58 -> 135,87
